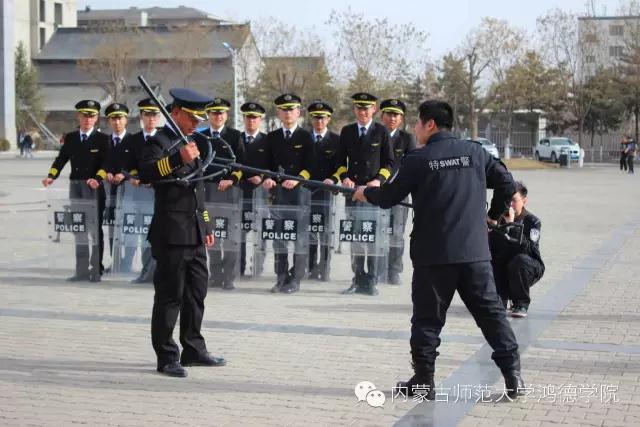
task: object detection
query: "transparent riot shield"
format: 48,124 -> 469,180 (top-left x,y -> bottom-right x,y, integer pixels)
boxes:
240,184 -> 266,278
381,201 -> 410,284
252,186 -> 311,281
204,183 -> 242,287
307,191 -> 336,281
334,198 -> 390,283
46,180 -> 102,279
110,182 -> 155,279
102,182 -> 118,269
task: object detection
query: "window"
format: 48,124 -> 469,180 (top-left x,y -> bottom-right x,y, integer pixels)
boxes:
609,46 -> 624,58
610,25 -> 624,36
39,0 -> 45,22
585,55 -> 596,63
39,27 -> 46,49
54,3 -> 63,27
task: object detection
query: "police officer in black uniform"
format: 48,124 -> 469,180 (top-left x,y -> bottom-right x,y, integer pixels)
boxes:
139,88 -> 225,378
104,102 -> 136,272
262,93 -> 314,294
127,98 -> 162,284
201,98 -> 245,290
489,181 -> 545,318
42,99 -> 110,282
238,102 -> 268,277
307,100 -> 340,281
353,100 -> 524,399
379,98 -> 416,285
334,92 -> 394,296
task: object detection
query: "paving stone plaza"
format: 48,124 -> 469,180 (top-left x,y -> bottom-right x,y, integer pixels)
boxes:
0,154 -> 638,426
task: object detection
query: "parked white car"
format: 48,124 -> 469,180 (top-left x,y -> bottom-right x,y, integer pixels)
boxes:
467,137 -> 500,158
534,137 -> 580,163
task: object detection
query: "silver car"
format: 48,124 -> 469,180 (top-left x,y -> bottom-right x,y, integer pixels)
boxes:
467,137 -> 500,159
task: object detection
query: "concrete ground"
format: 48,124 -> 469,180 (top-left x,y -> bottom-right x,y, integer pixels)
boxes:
0,154 -> 638,426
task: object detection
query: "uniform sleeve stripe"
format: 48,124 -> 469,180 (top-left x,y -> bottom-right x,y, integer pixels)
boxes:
299,169 -> 311,180
129,169 -> 138,176
49,168 -> 59,177
157,157 -> 171,176
96,169 -> 107,179
378,168 -> 391,180
232,170 -> 242,180
332,166 -> 347,181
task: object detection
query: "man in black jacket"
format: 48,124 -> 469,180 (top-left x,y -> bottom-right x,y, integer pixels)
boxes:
308,100 -> 340,281
262,93 -> 314,294
353,100 -> 524,400
238,102 -> 268,277
489,182 -> 545,318
104,102 -> 136,272
42,99 -> 110,282
201,98 -> 245,290
334,92 -> 394,296
379,98 -> 416,285
139,88 -> 225,378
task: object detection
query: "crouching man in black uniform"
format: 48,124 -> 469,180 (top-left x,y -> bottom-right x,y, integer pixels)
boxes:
352,100 -> 524,399
489,182 -> 545,318
139,88 -> 226,378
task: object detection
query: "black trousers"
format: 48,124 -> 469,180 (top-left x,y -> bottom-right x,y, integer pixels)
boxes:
387,204 -> 409,278
308,191 -> 332,278
209,247 -> 238,285
628,155 -> 635,173
69,182 -> 105,275
411,261 -> 519,371
346,198 -> 380,279
272,188 -> 306,280
492,254 -> 544,309
620,153 -> 628,170
151,244 -> 209,367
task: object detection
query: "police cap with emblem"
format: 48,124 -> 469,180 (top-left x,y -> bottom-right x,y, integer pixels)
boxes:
104,102 -> 129,118
274,93 -> 302,110
75,99 -> 101,116
380,98 -> 406,115
206,97 -> 231,113
169,88 -> 211,122
351,92 -> 377,107
138,98 -> 160,114
240,101 -> 266,117
307,100 -> 333,117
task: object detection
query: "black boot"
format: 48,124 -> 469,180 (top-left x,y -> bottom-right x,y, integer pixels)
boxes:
271,274 -> 288,293
499,355 -> 525,399
397,357 -> 435,400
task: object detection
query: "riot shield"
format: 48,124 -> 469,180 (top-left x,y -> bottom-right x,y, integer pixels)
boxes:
110,182 -> 154,278
46,180 -> 102,279
252,186 -> 311,281
307,191 -> 336,281
334,198 -> 390,283
380,201 -> 410,283
204,183 -> 242,287
240,185 -> 266,278
102,182 -> 118,268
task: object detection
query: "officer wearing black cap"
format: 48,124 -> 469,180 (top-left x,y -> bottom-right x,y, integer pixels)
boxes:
352,100 -> 524,400
333,92 -> 394,296
262,93 -> 314,294
139,88 -> 225,378
42,99 -> 111,282
238,101 -> 268,277
307,100 -> 340,281
379,98 -> 416,285
200,97 -> 245,290
127,98 -> 162,284
104,102 -> 136,272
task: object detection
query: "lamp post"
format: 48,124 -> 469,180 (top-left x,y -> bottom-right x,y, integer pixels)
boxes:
222,42 -> 238,129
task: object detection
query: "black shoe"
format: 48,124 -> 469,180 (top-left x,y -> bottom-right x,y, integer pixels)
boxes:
342,283 -> 359,294
157,362 -> 187,377
355,274 -> 378,296
511,306 -> 528,318
388,273 -> 401,285
66,274 -> 90,282
397,374 -> 435,400
503,370 -> 525,399
89,272 -> 101,283
280,279 -> 300,294
181,353 -> 226,367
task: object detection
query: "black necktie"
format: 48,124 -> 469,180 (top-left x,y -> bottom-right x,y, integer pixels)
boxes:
113,136 -> 120,147
81,134 -> 87,143
144,134 -> 148,142
212,131 -> 220,139
247,135 -> 254,144
316,134 -> 322,143
360,127 -> 367,139
285,130 -> 292,140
